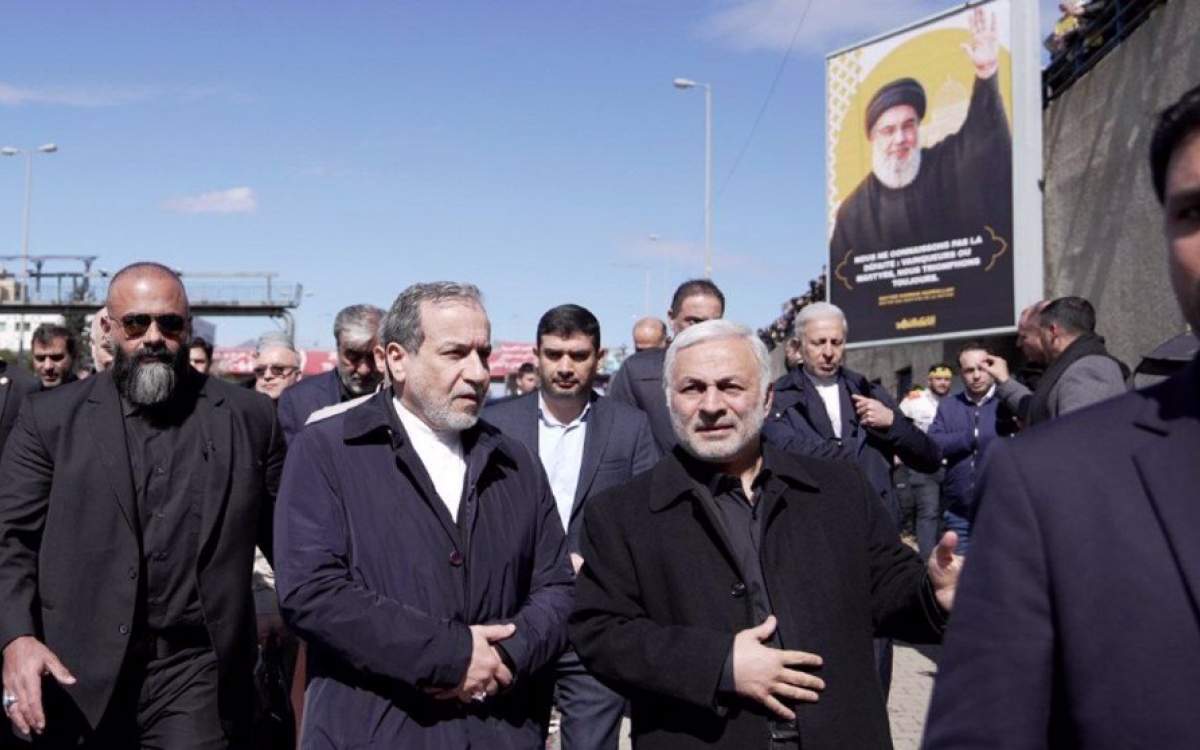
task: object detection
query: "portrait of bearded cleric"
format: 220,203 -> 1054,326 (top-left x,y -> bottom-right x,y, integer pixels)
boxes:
828,5 -> 1015,342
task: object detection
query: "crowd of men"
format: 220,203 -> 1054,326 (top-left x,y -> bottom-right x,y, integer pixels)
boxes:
0,84 -> 1197,750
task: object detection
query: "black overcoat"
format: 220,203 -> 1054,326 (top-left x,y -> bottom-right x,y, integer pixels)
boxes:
0,370 -> 284,738
569,444 -> 945,750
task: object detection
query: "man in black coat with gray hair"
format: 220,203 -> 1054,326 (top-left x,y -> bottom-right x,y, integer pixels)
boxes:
571,319 -> 961,749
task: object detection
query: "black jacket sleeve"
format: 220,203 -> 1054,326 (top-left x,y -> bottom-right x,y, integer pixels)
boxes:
0,400 -> 52,649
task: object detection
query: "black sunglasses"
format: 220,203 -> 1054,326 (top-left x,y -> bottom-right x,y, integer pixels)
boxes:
253,364 -> 298,378
119,313 -> 188,338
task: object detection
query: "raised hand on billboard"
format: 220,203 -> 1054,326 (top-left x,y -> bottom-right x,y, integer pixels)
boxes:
961,7 -> 999,80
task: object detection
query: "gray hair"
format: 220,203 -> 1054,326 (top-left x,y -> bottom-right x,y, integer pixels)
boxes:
663,319 -> 771,398
333,304 -> 384,347
381,282 -> 485,352
255,331 -> 298,358
791,301 -> 848,339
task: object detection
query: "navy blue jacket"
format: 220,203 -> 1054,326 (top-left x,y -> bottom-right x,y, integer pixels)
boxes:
484,390 -> 659,556
274,389 -> 574,749
925,355 -> 1200,748
927,390 -> 1001,516
762,367 -> 941,521
276,368 -> 343,444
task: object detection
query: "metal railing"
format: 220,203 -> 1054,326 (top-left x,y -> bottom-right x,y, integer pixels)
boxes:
0,257 -> 302,313
1043,0 -> 1167,104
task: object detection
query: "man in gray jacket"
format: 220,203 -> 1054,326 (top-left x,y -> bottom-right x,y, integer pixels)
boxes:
983,296 -> 1127,426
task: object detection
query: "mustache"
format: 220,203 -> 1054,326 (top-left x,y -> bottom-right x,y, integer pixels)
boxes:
133,343 -> 175,365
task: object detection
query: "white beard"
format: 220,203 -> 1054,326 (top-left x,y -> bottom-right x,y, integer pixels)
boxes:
872,148 -> 921,190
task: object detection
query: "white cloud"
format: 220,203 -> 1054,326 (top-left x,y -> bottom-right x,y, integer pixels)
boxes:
163,187 -> 258,215
696,0 -> 949,54
0,82 -> 151,107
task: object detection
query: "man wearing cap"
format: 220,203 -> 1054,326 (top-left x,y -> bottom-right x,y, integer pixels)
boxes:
830,7 -> 1012,335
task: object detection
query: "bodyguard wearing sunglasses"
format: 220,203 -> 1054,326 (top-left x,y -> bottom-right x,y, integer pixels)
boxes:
0,262 -> 285,748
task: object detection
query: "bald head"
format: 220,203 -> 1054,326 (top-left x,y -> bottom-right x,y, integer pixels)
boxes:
106,262 -> 190,319
1016,300 -> 1050,363
633,317 -> 668,352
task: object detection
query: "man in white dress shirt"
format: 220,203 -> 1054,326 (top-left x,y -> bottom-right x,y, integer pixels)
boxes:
485,304 -> 658,750
275,282 -> 574,748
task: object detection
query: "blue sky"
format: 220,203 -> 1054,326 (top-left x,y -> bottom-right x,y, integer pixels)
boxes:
0,0 -> 1061,349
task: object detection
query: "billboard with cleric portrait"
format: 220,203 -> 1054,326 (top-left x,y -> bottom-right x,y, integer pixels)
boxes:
826,0 -> 1039,346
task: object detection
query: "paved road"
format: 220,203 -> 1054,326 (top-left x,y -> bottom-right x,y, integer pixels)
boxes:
548,642 -> 938,749
888,642 -> 939,749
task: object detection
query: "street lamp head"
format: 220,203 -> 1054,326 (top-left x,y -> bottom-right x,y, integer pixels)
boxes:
38,144 -> 58,154
673,78 -> 696,90
0,147 -> 17,157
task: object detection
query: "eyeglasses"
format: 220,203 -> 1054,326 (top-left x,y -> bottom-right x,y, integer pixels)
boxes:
118,313 -> 188,338
253,364 -> 298,379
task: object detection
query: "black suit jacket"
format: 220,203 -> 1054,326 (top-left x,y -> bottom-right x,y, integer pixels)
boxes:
0,371 -> 285,734
924,354 -> 1200,748
0,360 -> 38,457
483,390 -> 659,555
569,444 -> 946,750
277,368 -> 343,444
606,348 -> 675,454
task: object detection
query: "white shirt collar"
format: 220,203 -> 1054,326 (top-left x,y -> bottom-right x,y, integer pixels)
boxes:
966,384 -> 997,405
537,392 -> 592,429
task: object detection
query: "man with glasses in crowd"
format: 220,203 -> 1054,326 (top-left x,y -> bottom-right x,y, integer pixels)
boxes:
0,261 -> 284,748
253,333 -> 302,403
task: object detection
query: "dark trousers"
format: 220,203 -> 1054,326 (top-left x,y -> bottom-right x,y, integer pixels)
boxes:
874,638 -> 893,700
31,646 -> 229,750
893,465 -> 944,559
907,467 -> 944,561
553,649 -> 625,750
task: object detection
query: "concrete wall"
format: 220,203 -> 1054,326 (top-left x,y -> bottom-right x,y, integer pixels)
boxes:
1042,0 -> 1197,366
842,0 -> 1196,396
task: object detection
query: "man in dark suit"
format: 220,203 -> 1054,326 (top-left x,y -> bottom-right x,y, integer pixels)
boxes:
570,320 -> 961,749
0,354 -> 37,455
276,303 -> 383,443
923,83 -> 1200,748
486,304 -> 658,750
607,279 -> 725,454
275,281 -> 573,748
0,262 -> 284,748
762,301 -> 940,695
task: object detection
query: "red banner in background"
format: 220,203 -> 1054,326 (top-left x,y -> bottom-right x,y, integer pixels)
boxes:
214,343 -> 534,380
214,348 -> 337,377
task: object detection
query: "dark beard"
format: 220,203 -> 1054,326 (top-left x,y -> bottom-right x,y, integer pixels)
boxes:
112,343 -> 189,406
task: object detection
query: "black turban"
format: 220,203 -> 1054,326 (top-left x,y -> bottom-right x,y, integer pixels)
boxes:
865,78 -> 926,136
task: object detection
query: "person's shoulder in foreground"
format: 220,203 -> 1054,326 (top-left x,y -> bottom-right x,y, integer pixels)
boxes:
923,360 -> 1200,749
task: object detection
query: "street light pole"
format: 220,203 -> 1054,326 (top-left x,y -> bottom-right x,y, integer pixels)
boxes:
1,143 -> 58,290
672,78 -> 713,279
2,143 -> 58,359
